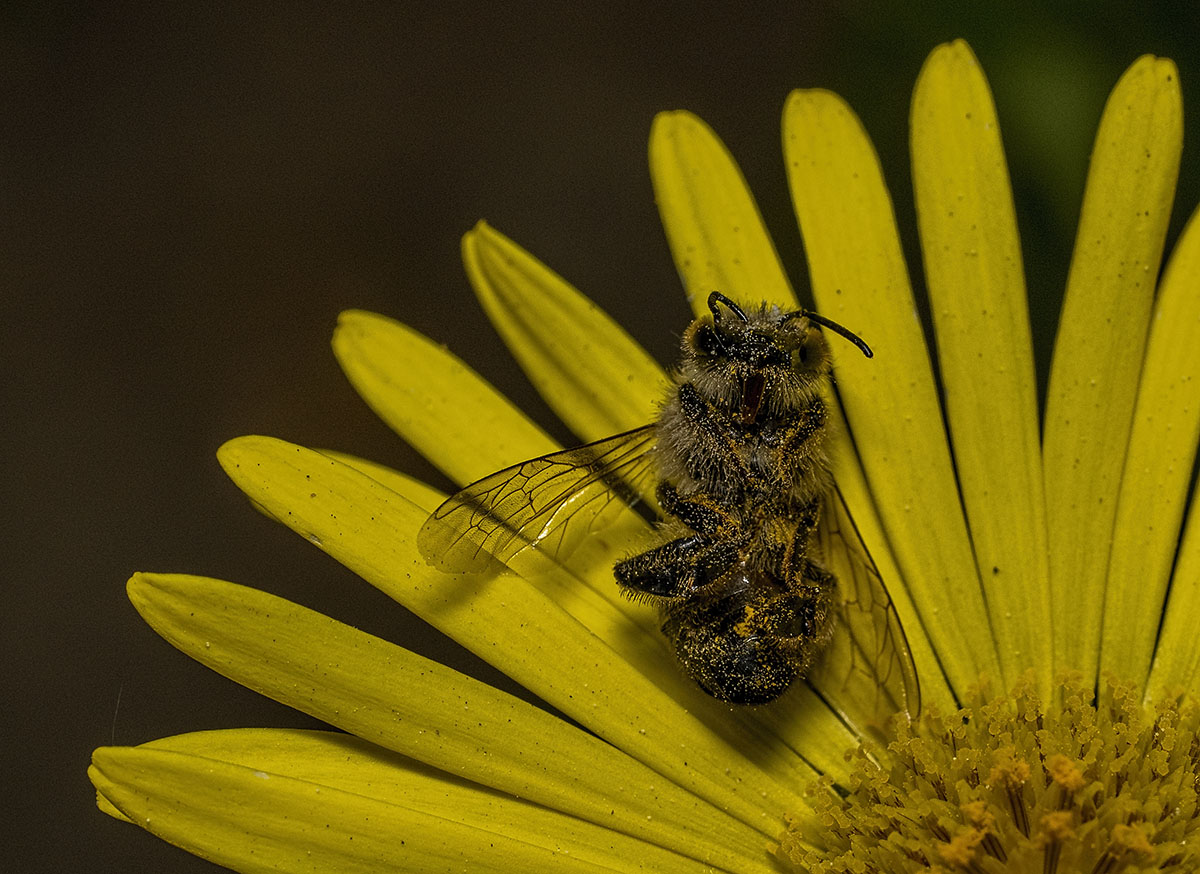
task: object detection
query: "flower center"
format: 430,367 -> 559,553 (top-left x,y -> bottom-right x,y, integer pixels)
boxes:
776,675 -> 1200,873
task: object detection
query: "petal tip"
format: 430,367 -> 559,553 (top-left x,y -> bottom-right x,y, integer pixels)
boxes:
922,38 -> 980,75
215,435 -> 251,465
1154,56 -> 1182,93
332,309 -> 377,352
126,570 -> 175,613
783,87 -> 852,121
649,109 -> 707,151
335,308 -> 373,329
650,108 -> 695,128
1120,53 -> 1182,96
216,434 -> 287,473
934,38 -> 976,58
463,218 -> 498,247
126,570 -> 151,597
467,220 -> 512,260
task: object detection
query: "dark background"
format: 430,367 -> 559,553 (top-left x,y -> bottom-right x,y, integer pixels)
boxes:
5,4 -> 1199,870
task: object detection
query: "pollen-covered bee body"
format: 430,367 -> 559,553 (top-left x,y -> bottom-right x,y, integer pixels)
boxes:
613,295 -> 843,703
420,292 -> 919,718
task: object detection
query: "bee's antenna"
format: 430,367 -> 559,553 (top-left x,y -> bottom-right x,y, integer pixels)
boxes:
790,310 -> 874,358
707,291 -> 748,323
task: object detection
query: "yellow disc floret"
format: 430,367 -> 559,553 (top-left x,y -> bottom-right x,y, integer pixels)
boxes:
777,674 -> 1199,873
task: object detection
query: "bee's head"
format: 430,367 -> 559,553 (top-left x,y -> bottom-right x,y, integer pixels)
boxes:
682,292 -> 871,423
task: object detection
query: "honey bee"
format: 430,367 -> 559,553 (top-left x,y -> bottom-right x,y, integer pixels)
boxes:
419,292 -> 918,722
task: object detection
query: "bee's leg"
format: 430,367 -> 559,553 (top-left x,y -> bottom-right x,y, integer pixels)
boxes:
655,482 -> 731,538
766,398 -> 828,487
674,383 -> 757,487
777,396 -> 827,451
768,565 -> 836,674
614,536 -> 740,600
765,500 -> 821,580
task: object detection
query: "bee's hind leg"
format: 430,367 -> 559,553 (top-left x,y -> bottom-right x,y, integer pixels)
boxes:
616,482 -> 743,600
614,535 -> 739,601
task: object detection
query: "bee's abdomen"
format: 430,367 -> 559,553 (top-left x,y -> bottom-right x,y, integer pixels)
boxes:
660,563 -> 835,704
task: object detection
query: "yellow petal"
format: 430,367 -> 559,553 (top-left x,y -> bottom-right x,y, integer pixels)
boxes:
910,40 -> 1051,695
1117,205 -> 1200,695
332,309 -> 555,485
125,572 -> 774,869
216,437 -> 804,829
463,222 -> 667,440
91,736 -> 718,874
649,110 -> 797,315
821,402 -> 957,716
785,87 -> 1001,697
1148,502 -> 1200,700
1043,55 -> 1182,683
119,729 -> 733,873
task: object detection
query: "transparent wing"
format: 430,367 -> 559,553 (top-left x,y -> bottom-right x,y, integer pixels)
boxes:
418,426 -> 658,573
807,485 -> 920,735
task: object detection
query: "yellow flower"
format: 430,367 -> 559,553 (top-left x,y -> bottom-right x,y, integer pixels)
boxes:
90,40 -> 1200,872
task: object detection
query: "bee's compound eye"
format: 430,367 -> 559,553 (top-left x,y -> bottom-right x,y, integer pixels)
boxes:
694,323 -> 727,357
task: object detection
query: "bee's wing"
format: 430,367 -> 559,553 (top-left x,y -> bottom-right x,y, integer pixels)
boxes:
808,485 -> 920,733
418,426 -> 658,573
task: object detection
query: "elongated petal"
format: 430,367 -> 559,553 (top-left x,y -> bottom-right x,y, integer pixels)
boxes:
911,41 -> 1051,695
217,437 -> 804,830
1116,205 -> 1200,694
785,87 -> 1001,697
333,309 -> 555,485
650,110 -> 797,315
125,572 -> 774,870
1043,56 -> 1182,683
820,403 -> 957,716
91,735 -> 717,874
1148,502 -> 1200,699
107,729 -> 744,873
463,222 -> 666,440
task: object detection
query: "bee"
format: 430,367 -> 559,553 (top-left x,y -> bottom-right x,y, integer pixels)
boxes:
419,292 -> 918,722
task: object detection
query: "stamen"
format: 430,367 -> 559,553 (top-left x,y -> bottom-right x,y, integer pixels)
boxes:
776,674 -> 1200,873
